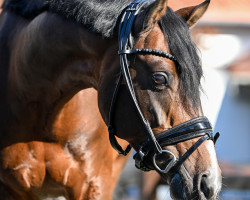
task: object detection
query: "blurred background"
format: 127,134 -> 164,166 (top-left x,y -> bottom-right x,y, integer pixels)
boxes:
114,0 -> 250,200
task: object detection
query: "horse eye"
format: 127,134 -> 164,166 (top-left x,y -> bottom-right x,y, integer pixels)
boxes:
152,73 -> 168,85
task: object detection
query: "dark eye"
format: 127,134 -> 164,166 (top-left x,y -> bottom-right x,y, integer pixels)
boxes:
152,72 -> 168,85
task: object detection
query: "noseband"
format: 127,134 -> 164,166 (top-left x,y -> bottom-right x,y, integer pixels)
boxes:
108,0 -> 220,174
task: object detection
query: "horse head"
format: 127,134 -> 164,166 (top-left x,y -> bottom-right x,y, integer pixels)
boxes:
98,0 -> 221,199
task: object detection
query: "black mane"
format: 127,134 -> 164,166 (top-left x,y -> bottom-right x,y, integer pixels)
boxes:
160,8 -> 203,114
2,0 -> 133,37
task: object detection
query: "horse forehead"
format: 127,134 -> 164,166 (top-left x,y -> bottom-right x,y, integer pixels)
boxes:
133,25 -> 175,72
136,24 -> 170,51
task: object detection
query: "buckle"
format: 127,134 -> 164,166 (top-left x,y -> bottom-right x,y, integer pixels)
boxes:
153,150 -> 177,173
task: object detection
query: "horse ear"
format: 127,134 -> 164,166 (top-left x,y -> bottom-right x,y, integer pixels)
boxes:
143,0 -> 168,29
176,0 -> 210,28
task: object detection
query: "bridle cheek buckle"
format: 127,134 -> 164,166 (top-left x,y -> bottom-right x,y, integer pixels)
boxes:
153,150 -> 177,173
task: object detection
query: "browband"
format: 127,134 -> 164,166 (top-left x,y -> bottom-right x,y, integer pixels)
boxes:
119,48 -> 176,61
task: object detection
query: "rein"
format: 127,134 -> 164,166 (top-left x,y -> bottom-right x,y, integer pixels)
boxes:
108,0 -> 220,174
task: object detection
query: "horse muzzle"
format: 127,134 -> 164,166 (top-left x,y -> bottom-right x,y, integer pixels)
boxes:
169,167 -> 222,200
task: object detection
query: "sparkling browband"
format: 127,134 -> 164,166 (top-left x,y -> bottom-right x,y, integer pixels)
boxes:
119,48 -> 177,61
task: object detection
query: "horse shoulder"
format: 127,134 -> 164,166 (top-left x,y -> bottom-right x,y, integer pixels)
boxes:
0,9 -> 127,200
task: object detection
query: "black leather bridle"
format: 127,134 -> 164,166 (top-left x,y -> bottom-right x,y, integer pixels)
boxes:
108,0 -> 220,173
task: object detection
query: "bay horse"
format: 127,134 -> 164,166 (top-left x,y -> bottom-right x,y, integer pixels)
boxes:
0,0 -> 221,199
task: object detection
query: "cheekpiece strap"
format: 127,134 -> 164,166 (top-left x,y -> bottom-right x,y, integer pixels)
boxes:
108,0 -> 155,156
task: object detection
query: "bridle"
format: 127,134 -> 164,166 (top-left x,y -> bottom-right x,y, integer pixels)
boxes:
108,0 -> 220,174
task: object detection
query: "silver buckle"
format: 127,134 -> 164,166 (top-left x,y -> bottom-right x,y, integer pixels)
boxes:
153,150 -> 177,173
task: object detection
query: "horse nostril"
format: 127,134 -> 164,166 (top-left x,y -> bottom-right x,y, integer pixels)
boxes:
170,173 -> 185,199
200,173 -> 215,199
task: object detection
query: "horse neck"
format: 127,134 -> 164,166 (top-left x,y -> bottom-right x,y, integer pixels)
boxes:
7,12 -> 117,133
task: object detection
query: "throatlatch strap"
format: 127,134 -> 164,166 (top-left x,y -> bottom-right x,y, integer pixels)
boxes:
108,125 -> 131,155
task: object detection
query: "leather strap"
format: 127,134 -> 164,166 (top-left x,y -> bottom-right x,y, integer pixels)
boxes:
169,131 -> 220,175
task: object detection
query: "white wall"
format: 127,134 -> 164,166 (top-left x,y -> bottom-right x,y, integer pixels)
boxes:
198,25 -> 250,163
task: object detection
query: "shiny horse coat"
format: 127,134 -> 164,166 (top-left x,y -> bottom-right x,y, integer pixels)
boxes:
0,0 -> 221,199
